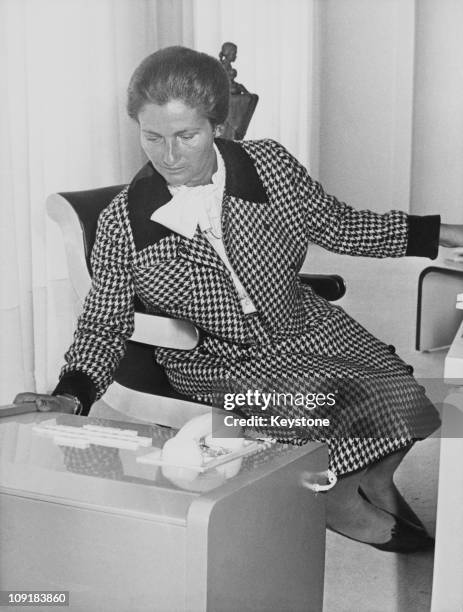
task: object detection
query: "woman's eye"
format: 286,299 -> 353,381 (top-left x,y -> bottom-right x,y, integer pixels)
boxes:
180,134 -> 195,141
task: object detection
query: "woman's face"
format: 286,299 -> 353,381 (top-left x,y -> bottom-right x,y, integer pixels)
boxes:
138,100 -> 217,187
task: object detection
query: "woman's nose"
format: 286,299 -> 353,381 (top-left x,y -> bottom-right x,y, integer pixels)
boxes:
163,139 -> 179,166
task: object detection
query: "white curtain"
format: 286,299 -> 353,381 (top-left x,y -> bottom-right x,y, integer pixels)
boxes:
0,0 -> 316,405
0,0 -> 193,404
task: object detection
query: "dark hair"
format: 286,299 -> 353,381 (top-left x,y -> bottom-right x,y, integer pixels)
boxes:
127,46 -> 230,126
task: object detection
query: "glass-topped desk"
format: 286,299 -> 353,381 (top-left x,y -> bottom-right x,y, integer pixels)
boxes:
0,410 -> 327,612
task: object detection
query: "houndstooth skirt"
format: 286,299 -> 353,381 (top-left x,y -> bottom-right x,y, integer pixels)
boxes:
156,290 -> 441,476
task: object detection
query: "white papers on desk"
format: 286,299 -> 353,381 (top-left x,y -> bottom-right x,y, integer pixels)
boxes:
32,419 -> 153,450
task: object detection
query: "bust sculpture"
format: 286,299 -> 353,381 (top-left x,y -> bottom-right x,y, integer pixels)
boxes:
219,42 -> 249,95
218,42 -> 258,140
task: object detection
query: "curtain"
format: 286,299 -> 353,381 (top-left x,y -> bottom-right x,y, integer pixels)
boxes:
0,0 -> 194,404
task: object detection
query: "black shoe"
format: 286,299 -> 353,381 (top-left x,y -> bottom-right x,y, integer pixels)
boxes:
372,519 -> 435,553
358,486 -> 431,535
327,517 -> 434,553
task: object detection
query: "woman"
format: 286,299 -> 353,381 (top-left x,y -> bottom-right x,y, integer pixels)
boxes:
15,46 -> 463,551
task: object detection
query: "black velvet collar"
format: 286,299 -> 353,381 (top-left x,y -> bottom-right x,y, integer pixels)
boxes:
215,138 -> 268,203
127,138 -> 268,251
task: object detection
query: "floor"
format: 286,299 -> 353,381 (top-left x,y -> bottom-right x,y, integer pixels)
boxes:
323,437 -> 440,612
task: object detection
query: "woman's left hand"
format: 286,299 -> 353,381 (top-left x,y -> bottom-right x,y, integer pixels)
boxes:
439,224 -> 463,248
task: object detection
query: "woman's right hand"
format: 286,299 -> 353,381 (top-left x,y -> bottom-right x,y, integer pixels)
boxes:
13,392 -> 76,414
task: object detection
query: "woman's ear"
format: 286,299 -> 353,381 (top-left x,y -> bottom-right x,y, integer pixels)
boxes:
214,125 -> 224,138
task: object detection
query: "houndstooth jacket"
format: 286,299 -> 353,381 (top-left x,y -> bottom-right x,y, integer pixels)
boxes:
54,138 -> 440,414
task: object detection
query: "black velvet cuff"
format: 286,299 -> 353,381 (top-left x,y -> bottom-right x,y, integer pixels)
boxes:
406,215 -> 441,259
52,371 -> 97,417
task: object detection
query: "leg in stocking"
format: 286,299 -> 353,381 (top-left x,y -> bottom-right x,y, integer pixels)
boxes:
359,445 -> 427,529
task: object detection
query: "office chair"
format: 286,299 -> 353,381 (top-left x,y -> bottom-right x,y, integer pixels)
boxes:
47,185 -> 345,412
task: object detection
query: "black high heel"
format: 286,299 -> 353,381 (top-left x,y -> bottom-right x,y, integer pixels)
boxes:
358,486 -> 431,535
327,516 -> 435,553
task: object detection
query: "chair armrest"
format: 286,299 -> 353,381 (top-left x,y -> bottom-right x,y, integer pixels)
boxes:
299,274 -> 346,301
132,311 -> 200,350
